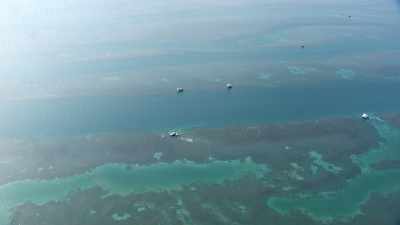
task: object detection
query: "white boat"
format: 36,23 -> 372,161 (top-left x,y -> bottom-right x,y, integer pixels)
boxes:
361,113 -> 369,120
168,131 -> 179,137
176,88 -> 184,93
226,83 -> 233,89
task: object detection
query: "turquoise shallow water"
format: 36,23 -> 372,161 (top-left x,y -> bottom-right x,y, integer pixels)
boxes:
0,159 -> 267,224
112,213 -> 131,221
267,119 -> 400,221
309,151 -> 343,175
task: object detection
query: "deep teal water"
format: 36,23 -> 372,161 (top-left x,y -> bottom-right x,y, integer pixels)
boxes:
0,80 -> 399,137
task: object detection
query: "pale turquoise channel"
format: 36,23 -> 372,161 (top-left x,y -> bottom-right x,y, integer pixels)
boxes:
0,159 -> 268,225
268,119 -> 400,221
